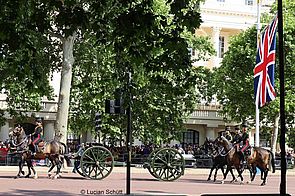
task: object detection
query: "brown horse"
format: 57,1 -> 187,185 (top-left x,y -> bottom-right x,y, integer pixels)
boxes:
246,146 -> 275,186
9,127 -> 71,179
216,136 -> 245,184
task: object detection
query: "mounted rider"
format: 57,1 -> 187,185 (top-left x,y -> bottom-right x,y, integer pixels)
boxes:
232,125 -> 241,144
29,118 -> 44,155
233,121 -> 250,165
224,126 -> 233,142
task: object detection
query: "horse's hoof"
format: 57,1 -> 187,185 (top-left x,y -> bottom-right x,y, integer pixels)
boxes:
14,176 -> 20,179
221,180 -> 224,184
33,175 -> 38,179
25,175 -> 30,178
207,178 -> 210,181
240,181 -> 244,185
247,181 -> 251,184
260,183 -> 266,186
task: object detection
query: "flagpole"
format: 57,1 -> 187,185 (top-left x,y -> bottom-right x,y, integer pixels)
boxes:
255,0 -> 261,147
278,0 -> 287,195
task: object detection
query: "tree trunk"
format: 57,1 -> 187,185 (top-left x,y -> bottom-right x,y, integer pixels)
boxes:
271,113 -> 280,156
54,34 -> 76,144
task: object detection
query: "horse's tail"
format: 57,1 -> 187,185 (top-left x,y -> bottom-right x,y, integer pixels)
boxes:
267,149 -> 275,173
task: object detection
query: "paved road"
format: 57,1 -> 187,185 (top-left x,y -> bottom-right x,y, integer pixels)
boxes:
0,166 -> 294,196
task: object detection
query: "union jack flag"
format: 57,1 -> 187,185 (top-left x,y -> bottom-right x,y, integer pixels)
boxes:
254,15 -> 278,108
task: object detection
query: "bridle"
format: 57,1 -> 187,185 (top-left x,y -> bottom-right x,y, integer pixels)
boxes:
10,130 -> 29,148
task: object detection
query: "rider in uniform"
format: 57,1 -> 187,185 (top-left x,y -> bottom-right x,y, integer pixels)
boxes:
234,121 -> 250,166
224,126 -> 232,142
30,118 -> 43,155
232,125 -> 241,144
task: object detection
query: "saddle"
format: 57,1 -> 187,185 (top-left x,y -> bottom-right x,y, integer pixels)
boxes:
35,141 -> 45,153
37,141 -> 45,148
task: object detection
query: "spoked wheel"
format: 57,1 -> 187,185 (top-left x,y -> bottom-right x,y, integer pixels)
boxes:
151,148 -> 185,181
80,146 -> 114,180
145,148 -> 160,178
75,160 -> 85,177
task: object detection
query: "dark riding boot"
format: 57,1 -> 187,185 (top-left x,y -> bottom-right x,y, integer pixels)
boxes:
239,151 -> 244,167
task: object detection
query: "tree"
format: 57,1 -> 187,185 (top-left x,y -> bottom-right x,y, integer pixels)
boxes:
211,0 -> 295,150
70,0 -> 214,144
1,0 -> 213,144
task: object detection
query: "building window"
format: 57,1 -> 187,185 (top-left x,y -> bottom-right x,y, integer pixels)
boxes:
219,36 -> 225,58
245,0 -> 254,6
182,130 -> 199,147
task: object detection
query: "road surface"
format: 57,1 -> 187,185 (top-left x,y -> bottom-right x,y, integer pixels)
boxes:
0,166 -> 294,196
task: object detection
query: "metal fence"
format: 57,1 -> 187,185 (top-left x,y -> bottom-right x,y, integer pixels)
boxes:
1,151 -> 294,170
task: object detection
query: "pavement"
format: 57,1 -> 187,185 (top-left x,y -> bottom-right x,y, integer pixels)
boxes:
1,165 -> 295,176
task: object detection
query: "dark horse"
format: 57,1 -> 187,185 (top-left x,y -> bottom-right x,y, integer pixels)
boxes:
245,146 -> 275,185
203,137 -> 227,182
203,137 -> 237,182
9,127 -> 71,179
216,136 -> 245,184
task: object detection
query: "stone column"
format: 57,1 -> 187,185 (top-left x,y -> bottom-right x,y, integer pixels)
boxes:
212,27 -> 221,67
0,122 -> 9,142
44,122 -> 55,141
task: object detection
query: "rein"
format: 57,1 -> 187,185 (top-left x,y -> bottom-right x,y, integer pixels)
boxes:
11,135 -> 29,147
219,145 -> 235,157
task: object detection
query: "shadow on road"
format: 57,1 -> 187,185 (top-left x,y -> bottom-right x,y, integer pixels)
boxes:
132,177 -> 159,182
5,189 -> 73,196
0,174 -> 85,180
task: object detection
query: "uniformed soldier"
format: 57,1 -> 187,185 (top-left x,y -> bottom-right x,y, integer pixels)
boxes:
232,125 -> 241,144
30,118 -> 43,155
234,121 -> 250,165
224,126 -> 233,142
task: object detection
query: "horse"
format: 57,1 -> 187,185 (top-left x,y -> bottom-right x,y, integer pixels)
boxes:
9,127 -> 71,179
203,137 -> 235,182
245,146 -> 275,186
215,136 -> 245,184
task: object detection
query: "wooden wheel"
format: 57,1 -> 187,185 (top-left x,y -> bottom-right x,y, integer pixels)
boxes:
80,146 -> 114,180
144,148 -> 160,178
150,148 -> 185,181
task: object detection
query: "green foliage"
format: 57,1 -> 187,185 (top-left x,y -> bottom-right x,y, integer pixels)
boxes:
70,0 -> 212,144
212,0 -> 295,147
212,27 -> 257,123
1,0 -> 212,145
0,0 -> 58,121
